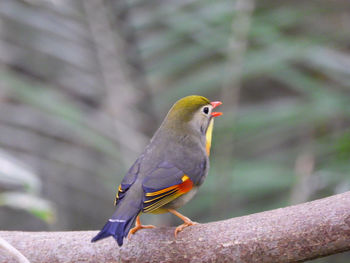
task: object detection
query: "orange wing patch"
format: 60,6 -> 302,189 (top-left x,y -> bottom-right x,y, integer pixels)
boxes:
143,175 -> 193,213
177,175 -> 193,194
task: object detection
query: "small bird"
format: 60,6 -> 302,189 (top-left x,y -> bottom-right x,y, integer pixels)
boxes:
91,95 -> 222,246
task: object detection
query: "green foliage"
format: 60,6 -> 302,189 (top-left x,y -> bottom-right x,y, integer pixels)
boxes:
0,192 -> 54,223
0,150 -> 55,223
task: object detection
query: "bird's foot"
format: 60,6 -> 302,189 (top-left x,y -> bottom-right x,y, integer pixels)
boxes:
174,219 -> 198,238
167,209 -> 198,238
128,214 -> 156,239
128,224 -> 156,239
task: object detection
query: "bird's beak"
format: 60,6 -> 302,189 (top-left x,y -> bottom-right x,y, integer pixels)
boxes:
210,101 -> 223,117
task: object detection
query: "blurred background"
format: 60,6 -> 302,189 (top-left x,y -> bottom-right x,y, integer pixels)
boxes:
0,0 -> 349,261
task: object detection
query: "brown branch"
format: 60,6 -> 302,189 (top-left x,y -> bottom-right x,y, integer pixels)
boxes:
1,191 -> 350,263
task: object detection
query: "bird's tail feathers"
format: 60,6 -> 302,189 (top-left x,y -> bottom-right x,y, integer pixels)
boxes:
91,201 -> 140,246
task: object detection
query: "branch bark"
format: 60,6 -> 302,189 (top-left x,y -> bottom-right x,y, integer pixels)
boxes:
1,191 -> 350,263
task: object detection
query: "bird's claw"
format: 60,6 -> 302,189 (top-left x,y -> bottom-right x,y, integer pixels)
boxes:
174,220 -> 198,238
128,224 -> 156,239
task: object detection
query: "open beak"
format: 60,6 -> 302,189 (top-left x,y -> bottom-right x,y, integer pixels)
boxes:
210,101 -> 223,117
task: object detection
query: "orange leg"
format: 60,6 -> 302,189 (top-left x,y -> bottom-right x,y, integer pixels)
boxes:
168,209 -> 198,238
128,215 -> 156,239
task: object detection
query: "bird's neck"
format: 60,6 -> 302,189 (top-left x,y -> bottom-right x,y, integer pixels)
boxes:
155,118 -> 211,157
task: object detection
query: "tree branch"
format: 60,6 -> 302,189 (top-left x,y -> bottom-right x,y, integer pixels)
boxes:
0,236 -> 30,263
1,191 -> 350,263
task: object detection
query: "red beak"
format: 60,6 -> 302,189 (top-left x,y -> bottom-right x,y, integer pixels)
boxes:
210,101 -> 223,117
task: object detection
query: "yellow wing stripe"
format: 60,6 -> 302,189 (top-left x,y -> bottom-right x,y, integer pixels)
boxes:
145,184 -> 178,196
182,175 -> 190,182
143,188 -> 178,203
114,184 -> 125,206
115,185 -> 123,200
143,192 -> 182,213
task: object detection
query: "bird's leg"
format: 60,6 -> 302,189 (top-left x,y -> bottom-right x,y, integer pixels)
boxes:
168,209 -> 198,238
128,215 -> 156,239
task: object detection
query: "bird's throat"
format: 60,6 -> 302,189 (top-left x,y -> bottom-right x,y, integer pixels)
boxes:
205,118 -> 214,156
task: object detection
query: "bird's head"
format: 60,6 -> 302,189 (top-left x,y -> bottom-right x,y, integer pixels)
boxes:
162,95 -> 222,137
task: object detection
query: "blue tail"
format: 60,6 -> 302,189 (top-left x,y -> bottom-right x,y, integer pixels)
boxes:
91,214 -> 137,246
92,186 -> 143,246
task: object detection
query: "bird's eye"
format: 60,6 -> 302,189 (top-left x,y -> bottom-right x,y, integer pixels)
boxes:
203,106 -> 209,114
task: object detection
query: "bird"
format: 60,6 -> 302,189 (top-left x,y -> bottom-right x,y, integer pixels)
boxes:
91,95 -> 222,246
